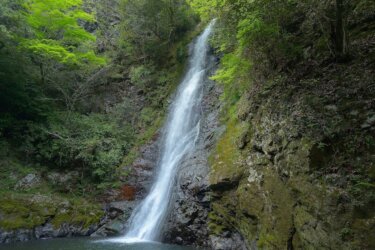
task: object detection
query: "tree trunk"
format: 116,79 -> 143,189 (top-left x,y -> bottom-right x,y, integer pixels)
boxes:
40,62 -> 45,85
335,0 -> 347,58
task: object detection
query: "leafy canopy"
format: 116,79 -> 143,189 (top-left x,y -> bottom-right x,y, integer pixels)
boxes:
22,0 -> 105,66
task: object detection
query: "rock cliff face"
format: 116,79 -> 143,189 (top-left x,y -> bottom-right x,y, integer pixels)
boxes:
207,38 -> 375,249
163,52 -> 249,249
162,53 -> 220,247
91,136 -> 160,237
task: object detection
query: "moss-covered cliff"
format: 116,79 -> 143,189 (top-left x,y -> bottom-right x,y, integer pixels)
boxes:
208,24 -> 375,250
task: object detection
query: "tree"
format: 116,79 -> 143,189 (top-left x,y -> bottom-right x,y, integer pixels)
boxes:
17,0 -> 106,113
0,0 -> 47,130
22,0 -> 105,80
119,0 -> 196,63
334,0 -> 348,58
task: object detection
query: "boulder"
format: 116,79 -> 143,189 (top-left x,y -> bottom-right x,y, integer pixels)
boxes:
210,233 -> 249,250
15,173 -> 40,190
46,171 -> 79,191
91,201 -> 137,237
0,229 -> 34,244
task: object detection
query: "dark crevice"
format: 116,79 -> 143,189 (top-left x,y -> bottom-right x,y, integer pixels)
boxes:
287,226 -> 296,250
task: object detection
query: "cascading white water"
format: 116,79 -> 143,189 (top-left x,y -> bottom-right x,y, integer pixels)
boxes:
112,21 -> 215,243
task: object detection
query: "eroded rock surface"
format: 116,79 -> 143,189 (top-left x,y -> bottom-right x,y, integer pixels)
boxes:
207,39 -> 375,249
162,54 -> 248,249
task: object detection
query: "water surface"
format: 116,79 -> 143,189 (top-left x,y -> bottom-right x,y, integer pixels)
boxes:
0,238 -> 195,250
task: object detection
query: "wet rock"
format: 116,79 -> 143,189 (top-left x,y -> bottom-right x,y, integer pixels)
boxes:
0,229 -> 34,244
91,115 -> 159,238
91,201 -> 137,237
34,222 -> 98,240
324,105 -> 338,112
163,54 -> 225,248
209,177 -> 240,192
118,185 -> 136,201
361,114 -> 375,129
93,220 -> 125,237
53,223 -> 98,238
247,168 -> 263,184
120,135 -> 160,199
210,233 -> 249,250
34,223 -> 58,239
15,173 -> 40,190
46,171 -> 79,191
175,236 -> 183,244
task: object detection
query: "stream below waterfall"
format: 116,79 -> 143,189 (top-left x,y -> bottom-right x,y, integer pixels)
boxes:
0,238 -> 195,250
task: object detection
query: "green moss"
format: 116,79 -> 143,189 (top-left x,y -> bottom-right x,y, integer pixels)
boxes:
208,212 -> 227,235
257,233 -> 278,249
52,211 -> 102,229
209,117 -> 247,185
237,169 -> 294,248
208,223 -> 226,235
0,193 -> 103,231
0,197 -> 51,230
121,148 -> 139,167
51,199 -> 104,229
208,198 -> 240,237
52,206 -> 103,229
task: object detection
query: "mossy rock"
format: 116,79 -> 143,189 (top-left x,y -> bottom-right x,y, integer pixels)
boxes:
0,197 -> 51,230
209,118 -> 248,187
0,194 -> 103,231
51,199 -> 104,229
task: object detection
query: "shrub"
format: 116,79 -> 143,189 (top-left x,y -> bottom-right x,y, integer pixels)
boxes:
22,111 -> 134,182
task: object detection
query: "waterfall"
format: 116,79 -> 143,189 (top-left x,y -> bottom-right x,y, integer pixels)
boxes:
111,21 -> 215,243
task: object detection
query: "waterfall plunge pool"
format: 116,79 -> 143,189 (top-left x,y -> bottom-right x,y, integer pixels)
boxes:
0,238 -> 196,250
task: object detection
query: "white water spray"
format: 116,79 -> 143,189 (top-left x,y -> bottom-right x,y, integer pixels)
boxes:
111,21 -> 215,243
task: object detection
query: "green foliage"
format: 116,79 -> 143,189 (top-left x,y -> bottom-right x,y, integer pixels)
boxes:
129,64 -> 155,89
0,0 -> 104,135
119,0 -> 198,63
0,56 -> 45,127
0,0 -> 24,42
187,0 -> 221,21
0,152 -> 36,191
21,0 -> 104,66
212,51 -> 251,104
237,15 -> 279,48
212,53 -> 249,85
21,112 -> 134,182
26,0 -> 94,40
1,0 -> 196,193
0,1 -> 44,129
0,0 -> 199,232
